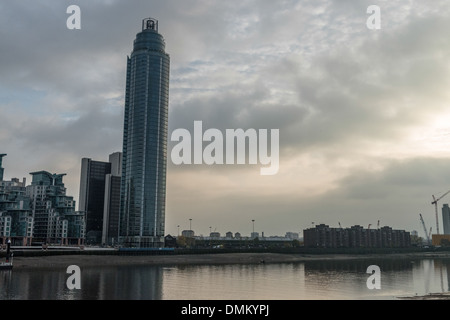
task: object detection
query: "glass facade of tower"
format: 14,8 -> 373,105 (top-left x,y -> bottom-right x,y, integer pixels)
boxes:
119,18 -> 170,247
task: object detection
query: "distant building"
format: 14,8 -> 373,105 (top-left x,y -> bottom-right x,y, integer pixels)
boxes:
0,177 -> 27,191
210,232 -> 220,239
164,234 -> 177,248
79,158 -> 112,244
0,155 -> 84,246
108,152 -> 123,177
0,154 -> 6,181
182,230 -> 194,238
0,156 -> 35,245
410,230 -> 421,245
79,152 -> 123,246
285,232 -> 299,240
0,216 -> 12,242
102,174 -> 121,246
234,232 -> 241,239
102,152 -> 122,246
304,224 -> 411,248
442,204 -> 450,235
64,211 -> 86,245
0,177 -> 33,246
432,234 -> 450,246
251,232 -> 259,239
225,231 -> 233,239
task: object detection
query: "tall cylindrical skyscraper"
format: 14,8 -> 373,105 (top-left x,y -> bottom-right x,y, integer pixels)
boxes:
119,18 -> 170,247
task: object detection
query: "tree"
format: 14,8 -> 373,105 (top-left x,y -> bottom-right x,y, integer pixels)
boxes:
292,239 -> 300,247
440,239 -> 450,247
177,236 -> 186,247
186,236 -> 195,248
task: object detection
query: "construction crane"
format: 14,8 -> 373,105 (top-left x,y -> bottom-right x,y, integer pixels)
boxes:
431,190 -> 450,235
377,220 -> 380,229
338,222 -> 343,229
419,213 -> 431,245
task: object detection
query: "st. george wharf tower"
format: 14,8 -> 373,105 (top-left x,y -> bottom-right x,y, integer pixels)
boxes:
119,18 -> 170,247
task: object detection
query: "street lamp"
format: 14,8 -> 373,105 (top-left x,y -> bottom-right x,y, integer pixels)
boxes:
189,218 -> 192,231
177,225 -> 180,236
252,219 -> 255,235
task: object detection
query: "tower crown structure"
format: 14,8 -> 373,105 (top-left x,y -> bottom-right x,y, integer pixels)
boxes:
142,18 -> 158,32
133,18 -> 166,53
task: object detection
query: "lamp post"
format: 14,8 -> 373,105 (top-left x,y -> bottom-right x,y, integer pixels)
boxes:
177,225 -> 180,237
209,226 -> 212,247
189,219 -> 192,231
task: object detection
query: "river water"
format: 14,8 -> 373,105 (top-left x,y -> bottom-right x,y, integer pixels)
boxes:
0,257 -> 449,300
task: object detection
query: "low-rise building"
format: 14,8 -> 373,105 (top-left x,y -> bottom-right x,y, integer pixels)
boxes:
210,232 -> 221,239
304,224 -> 411,248
1,155 -> 85,246
0,174 -> 33,245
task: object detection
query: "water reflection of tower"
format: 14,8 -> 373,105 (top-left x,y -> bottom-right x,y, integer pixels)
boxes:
0,266 -> 13,299
446,261 -> 450,292
431,259 -> 448,292
110,266 -> 163,299
79,266 -> 162,299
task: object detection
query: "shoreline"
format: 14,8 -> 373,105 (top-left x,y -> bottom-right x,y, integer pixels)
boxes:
10,251 -> 450,269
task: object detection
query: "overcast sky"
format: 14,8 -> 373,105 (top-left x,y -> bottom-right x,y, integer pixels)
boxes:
1,0 -> 450,238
